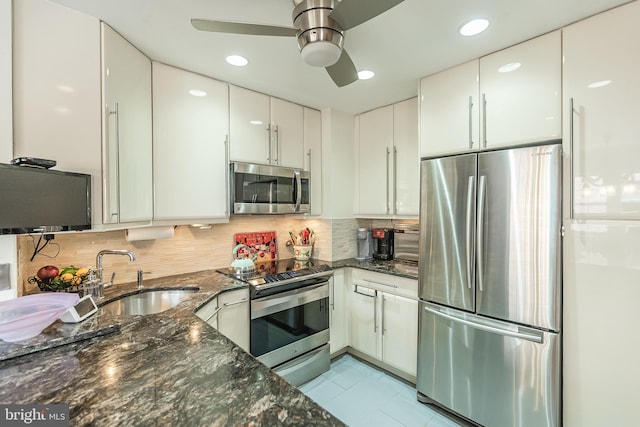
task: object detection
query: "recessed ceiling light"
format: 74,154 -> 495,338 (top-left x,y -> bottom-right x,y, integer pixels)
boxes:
249,120 -> 263,125
189,89 -> 207,97
587,80 -> 612,89
226,55 -> 248,66
459,19 -> 489,36
498,62 -> 521,73
358,70 -> 375,80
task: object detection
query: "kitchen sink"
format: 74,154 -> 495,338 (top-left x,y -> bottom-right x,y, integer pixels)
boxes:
101,288 -> 199,316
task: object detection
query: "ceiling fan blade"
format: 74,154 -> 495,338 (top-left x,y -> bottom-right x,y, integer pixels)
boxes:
329,0 -> 405,31
191,19 -> 298,37
326,50 -> 359,87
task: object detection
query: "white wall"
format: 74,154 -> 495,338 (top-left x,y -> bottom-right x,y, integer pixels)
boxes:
320,108 -> 355,219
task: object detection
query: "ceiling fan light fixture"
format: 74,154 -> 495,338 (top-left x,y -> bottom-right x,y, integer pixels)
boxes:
301,41 -> 342,67
226,55 -> 248,66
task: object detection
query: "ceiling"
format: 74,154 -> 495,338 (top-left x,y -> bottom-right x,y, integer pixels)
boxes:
50,0 -> 632,115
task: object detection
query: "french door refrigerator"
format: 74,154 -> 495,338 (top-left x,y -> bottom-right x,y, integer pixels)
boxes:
416,142 -> 562,427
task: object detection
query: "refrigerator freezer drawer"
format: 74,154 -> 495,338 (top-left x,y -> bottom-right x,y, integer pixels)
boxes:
416,302 -> 561,427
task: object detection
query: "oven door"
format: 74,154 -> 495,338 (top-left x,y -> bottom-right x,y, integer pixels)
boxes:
232,162 -> 310,214
250,281 -> 329,368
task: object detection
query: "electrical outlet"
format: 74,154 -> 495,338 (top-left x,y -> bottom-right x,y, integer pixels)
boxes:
0,263 -> 10,291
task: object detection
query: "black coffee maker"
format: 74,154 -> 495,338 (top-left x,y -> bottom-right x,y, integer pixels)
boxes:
372,228 -> 394,260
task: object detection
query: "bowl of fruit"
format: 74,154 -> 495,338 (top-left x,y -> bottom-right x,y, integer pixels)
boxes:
28,265 -> 92,293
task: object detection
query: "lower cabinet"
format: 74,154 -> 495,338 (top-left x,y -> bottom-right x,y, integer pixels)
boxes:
196,288 -> 249,352
349,270 -> 419,378
329,269 -> 348,354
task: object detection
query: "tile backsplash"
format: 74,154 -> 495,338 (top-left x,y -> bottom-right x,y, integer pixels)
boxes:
18,216 -> 359,296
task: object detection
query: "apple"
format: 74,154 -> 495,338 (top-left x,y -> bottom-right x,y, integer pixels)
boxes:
36,265 -> 60,281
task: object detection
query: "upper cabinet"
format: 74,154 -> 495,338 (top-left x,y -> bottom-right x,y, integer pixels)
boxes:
304,107 -> 322,216
229,85 -> 304,168
152,62 -> 229,223
420,31 -> 561,157
13,0 -> 103,226
563,2 -> 640,220
101,23 -> 153,225
0,0 -> 11,162
480,31 -> 561,148
357,98 -> 419,217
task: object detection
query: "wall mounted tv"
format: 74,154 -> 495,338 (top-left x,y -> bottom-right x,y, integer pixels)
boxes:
0,163 -> 92,235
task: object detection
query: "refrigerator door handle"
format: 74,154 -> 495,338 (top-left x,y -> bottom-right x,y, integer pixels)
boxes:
465,175 -> 475,289
476,175 -> 486,292
423,305 -> 543,344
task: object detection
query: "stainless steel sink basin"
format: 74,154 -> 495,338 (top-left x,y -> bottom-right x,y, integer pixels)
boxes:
101,288 -> 198,316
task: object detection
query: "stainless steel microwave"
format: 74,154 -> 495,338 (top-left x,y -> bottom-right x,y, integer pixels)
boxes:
231,162 -> 310,214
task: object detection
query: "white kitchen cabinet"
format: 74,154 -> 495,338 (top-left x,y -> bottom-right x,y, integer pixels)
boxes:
419,32 -> 561,157
229,85 -> 304,168
303,107 -> 322,216
196,288 -> 250,352
271,97 -> 304,168
393,98 -> 419,216
349,269 -> 418,378
480,30 -> 561,148
101,23 -> 153,225
357,99 -> 419,217
563,2 -> 640,220
0,0 -> 11,162
329,269 -> 347,354
13,0 -> 103,226
420,60 -> 480,157
152,62 -> 229,223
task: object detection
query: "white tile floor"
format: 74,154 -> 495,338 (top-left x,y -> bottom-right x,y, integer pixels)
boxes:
298,355 -> 465,427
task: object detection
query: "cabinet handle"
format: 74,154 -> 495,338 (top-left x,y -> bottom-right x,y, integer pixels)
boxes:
105,102 -> 121,224
274,124 -> 280,164
381,294 -> 386,336
386,147 -> 391,214
393,146 -> 398,214
266,124 -> 272,163
204,305 -> 223,322
222,298 -> 248,308
224,135 -> 230,216
468,95 -> 474,149
569,98 -> 575,219
373,292 -> 378,333
330,278 -> 334,311
363,278 -> 398,289
482,93 -> 487,148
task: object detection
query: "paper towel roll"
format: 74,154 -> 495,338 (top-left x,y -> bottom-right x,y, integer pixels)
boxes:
125,226 -> 174,242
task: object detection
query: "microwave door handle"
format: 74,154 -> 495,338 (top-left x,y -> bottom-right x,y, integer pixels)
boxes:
293,169 -> 301,212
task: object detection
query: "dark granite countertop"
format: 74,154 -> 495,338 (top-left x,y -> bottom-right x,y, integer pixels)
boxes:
0,259 -> 415,426
0,270 -> 344,426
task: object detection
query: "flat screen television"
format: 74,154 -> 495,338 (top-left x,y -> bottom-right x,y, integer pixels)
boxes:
0,163 -> 92,235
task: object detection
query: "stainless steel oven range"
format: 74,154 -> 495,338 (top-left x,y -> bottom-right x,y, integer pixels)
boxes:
220,259 -> 333,386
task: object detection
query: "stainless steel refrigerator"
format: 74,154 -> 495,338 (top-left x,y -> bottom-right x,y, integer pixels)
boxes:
416,142 -> 562,427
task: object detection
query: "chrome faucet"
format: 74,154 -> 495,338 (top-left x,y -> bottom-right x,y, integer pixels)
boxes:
96,249 -> 136,287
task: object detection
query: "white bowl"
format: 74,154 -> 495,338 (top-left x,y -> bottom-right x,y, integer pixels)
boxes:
0,293 -> 79,343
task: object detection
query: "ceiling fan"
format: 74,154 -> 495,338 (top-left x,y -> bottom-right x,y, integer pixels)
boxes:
191,0 -> 405,87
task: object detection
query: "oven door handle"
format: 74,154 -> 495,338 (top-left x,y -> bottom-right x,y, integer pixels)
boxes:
251,282 -> 329,319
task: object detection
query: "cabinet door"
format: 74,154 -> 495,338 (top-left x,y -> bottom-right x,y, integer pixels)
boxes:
480,31 -> 561,148
381,293 -> 418,377
271,97 -> 304,168
0,0 -> 11,161
420,60 -> 479,157
358,105 -> 394,215
393,97 -> 419,216
349,284 -> 379,358
229,85 -> 270,165
304,107 -> 322,216
564,3 -> 640,219
152,62 -> 229,221
329,270 -> 347,354
13,0 -> 102,226
101,23 -> 153,224
217,288 -> 250,352
196,296 -> 219,329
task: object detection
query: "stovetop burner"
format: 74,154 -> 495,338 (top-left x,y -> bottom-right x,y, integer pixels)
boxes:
217,258 -> 333,297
